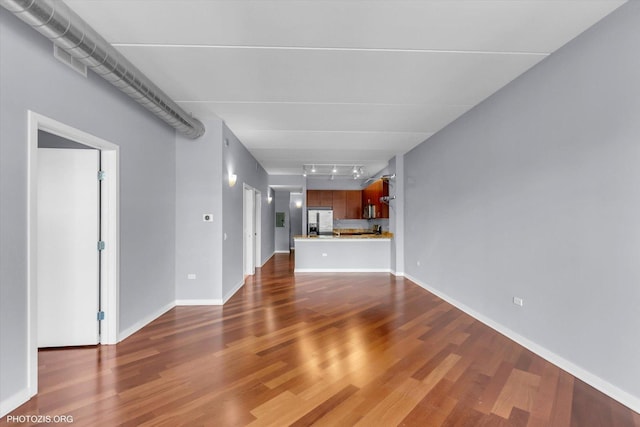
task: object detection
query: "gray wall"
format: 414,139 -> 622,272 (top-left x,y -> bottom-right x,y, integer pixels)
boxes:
175,120 -> 275,302
269,174 -> 305,189
404,2 -> 640,403
274,191 -> 291,252
289,192 -> 303,248
1,8 -> 177,405
222,123 -> 274,297
175,116 -> 224,301
387,155 -> 405,275
38,130 -> 93,149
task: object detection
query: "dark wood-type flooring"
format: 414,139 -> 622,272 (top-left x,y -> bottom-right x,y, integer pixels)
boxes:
3,253 -> 639,426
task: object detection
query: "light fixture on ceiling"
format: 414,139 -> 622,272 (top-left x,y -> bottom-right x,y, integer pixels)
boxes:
295,200 -> 303,208
303,164 -> 366,178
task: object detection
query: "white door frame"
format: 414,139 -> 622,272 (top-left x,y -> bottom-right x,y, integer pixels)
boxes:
254,190 -> 262,267
243,184 -> 255,275
243,184 -> 262,275
27,111 -> 119,396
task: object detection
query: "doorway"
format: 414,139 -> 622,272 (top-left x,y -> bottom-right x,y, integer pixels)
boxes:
27,112 -> 119,396
243,184 -> 261,276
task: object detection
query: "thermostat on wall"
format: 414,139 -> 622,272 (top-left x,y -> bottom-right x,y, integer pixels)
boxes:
203,214 -> 213,222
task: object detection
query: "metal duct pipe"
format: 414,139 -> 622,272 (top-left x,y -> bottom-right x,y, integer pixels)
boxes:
1,0 -> 205,139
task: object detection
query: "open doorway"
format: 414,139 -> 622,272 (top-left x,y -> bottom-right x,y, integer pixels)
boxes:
27,112 -> 119,397
243,184 -> 261,276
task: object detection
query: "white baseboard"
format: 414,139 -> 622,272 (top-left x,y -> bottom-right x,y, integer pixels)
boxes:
176,281 -> 244,306
0,387 -> 32,418
294,268 -> 392,273
392,271 -> 405,277
118,301 -> 175,342
403,273 -> 640,414
175,299 -> 223,306
222,279 -> 245,304
275,250 -> 291,254
261,251 -> 276,266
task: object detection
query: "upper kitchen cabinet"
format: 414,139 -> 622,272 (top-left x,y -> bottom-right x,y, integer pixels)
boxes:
307,190 -> 333,208
333,190 -> 362,219
362,180 -> 389,219
307,189 -> 362,219
345,191 -> 363,219
332,190 -> 346,219
307,190 -> 320,207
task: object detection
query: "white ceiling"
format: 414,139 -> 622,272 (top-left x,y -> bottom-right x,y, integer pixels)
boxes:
65,0 -> 625,177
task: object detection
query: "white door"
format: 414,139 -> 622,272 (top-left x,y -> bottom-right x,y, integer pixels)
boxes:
37,148 -> 100,347
254,191 -> 261,268
244,186 -> 255,275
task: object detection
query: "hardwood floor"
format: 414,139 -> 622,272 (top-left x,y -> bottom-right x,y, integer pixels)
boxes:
3,253 -> 639,426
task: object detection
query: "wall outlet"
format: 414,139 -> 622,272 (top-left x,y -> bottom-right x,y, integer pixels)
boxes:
417,260 -> 421,266
322,253 -> 328,257
513,296 -> 524,307
187,274 -> 196,280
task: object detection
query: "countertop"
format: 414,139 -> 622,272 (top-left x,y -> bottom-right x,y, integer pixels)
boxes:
294,231 -> 393,240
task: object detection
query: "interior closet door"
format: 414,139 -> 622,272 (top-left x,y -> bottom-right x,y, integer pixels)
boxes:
37,148 -> 100,347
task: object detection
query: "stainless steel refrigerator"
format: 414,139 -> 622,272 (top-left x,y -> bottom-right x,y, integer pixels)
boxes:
308,209 -> 333,236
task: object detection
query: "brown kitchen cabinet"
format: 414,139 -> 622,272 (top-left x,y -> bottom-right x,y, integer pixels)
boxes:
362,180 -> 389,218
307,190 -> 321,207
307,189 -> 363,219
320,191 -> 333,207
332,190 -> 347,219
307,190 -> 334,208
345,190 -> 362,219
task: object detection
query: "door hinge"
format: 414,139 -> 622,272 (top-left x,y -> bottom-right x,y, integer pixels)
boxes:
98,170 -> 106,181
97,311 -> 105,321
97,241 -> 106,251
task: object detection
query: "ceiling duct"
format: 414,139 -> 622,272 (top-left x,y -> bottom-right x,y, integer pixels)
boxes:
1,0 -> 205,139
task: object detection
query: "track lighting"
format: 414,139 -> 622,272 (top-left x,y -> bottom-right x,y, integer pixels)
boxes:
302,164 -> 367,178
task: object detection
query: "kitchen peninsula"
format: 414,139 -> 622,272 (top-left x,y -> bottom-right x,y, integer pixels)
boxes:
294,231 -> 392,272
